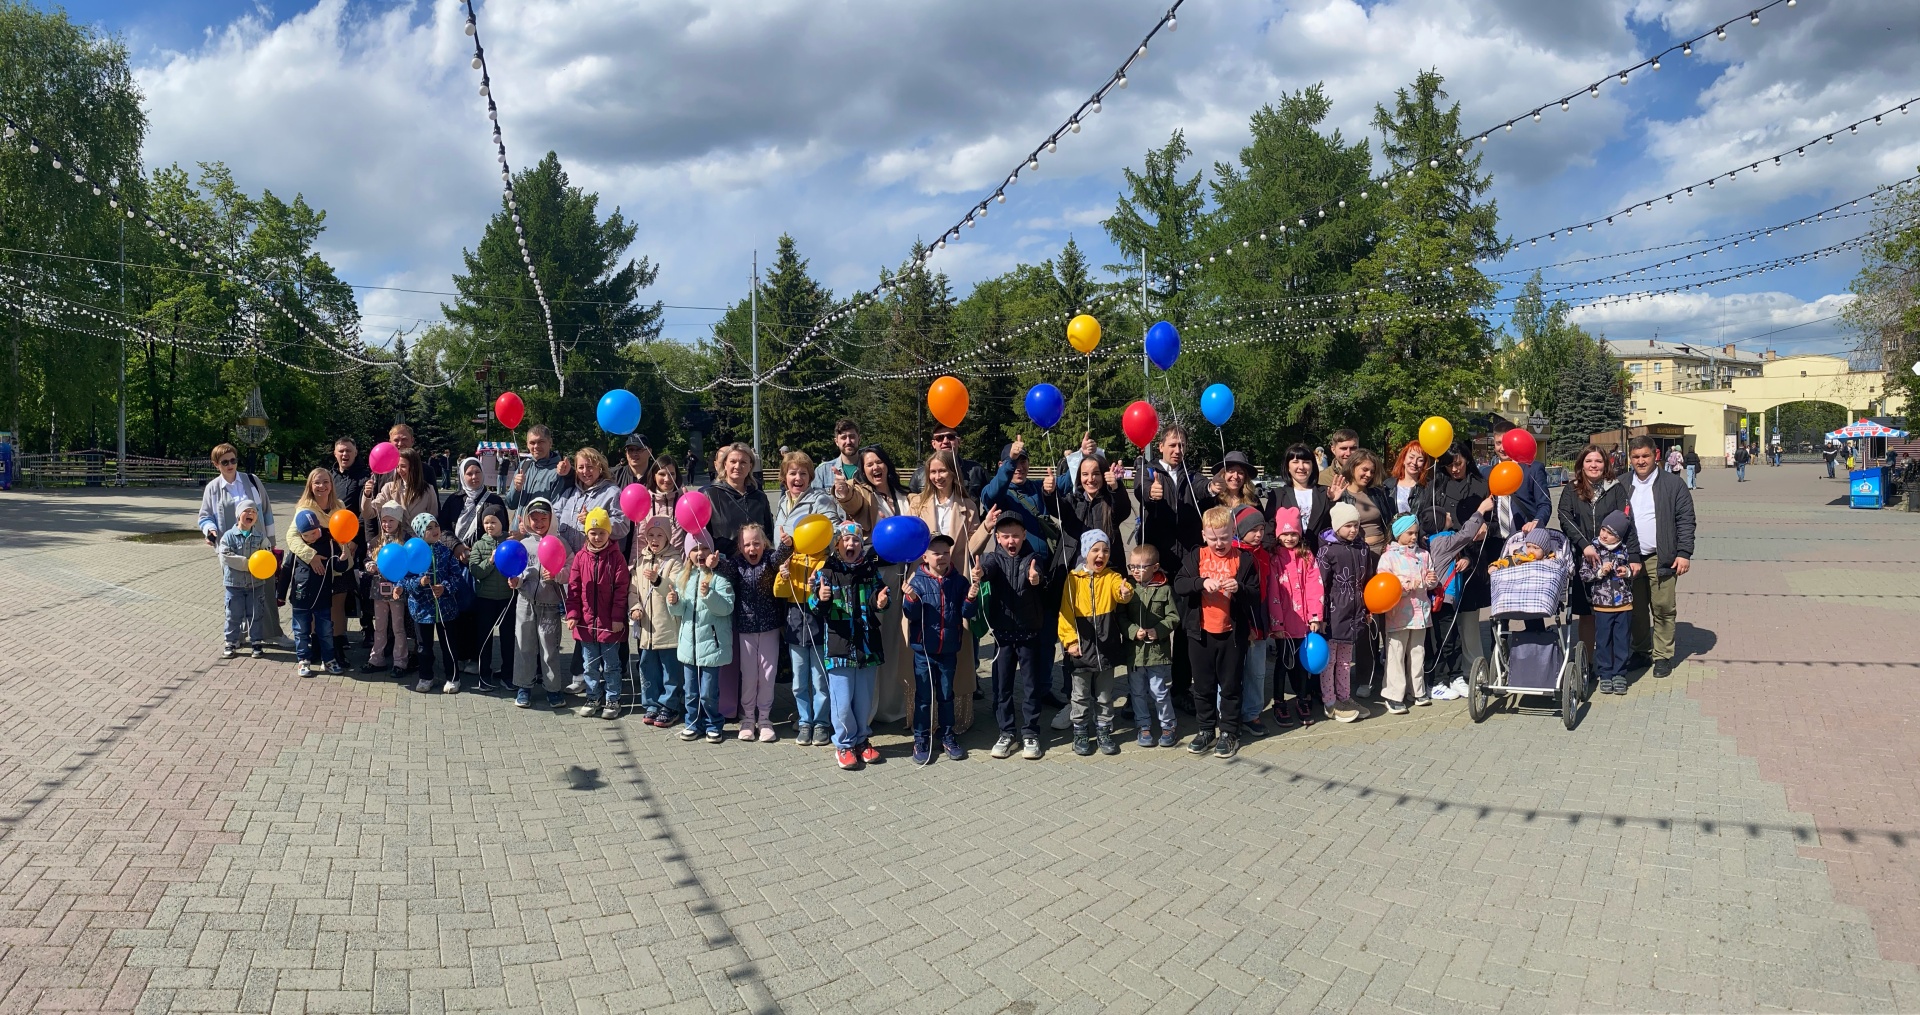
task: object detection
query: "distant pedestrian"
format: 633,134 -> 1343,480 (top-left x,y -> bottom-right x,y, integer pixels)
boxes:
1682,448 -> 1701,490
1734,444 -> 1751,482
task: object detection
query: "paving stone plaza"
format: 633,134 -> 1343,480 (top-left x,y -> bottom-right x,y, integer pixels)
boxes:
1,463 -> 1917,1014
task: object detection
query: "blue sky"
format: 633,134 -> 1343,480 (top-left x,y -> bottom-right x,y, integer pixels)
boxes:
56,0 -> 1920,360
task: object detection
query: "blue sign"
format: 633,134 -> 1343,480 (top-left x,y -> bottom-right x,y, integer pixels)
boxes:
1850,467 -> 1884,509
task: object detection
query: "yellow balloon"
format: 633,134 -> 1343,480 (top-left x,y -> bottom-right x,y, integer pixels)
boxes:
1067,314 -> 1101,354
1418,416 -> 1454,458
792,513 -> 834,557
247,549 -> 278,580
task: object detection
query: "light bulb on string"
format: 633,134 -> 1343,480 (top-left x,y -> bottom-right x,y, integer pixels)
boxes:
1716,26 -> 1727,39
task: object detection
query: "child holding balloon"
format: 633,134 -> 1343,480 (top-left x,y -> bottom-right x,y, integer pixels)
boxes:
1316,503 -> 1374,723
509,498 -> 578,709
810,522 -> 892,770
1123,544 -> 1179,747
218,499 -> 274,659
1172,506 -> 1263,759
363,502 -> 411,674
1268,508 -> 1324,729
629,516 -> 688,727
401,514 -> 469,695
464,506 -> 517,690
287,509 -> 353,678
1377,514 -> 1439,714
565,509 -> 631,718
671,545 -> 736,743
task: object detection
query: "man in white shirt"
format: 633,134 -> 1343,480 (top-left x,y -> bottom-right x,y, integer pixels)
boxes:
1625,438 -> 1695,678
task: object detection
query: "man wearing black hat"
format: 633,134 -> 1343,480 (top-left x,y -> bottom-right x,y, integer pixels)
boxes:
610,433 -> 652,490
910,424 -> 989,500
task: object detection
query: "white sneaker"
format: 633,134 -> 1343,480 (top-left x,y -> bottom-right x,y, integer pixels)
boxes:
1430,683 -> 1455,701
574,703 -> 598,717
1450,678 -> 1469,698
442,680 -> 460,694
564,680 -> 587,695
1051,708 -> 1072,730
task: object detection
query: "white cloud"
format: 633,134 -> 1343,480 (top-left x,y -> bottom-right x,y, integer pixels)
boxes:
1567,289 -> 1858,355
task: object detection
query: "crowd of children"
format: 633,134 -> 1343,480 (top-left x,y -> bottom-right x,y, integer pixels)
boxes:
214,417 -> 1642,771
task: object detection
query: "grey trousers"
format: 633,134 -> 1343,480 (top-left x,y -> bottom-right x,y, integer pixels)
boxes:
1069,665 -> 1118,727
514,597 -> 568,691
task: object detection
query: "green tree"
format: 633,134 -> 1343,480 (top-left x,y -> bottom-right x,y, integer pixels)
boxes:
1341,70 -> 1501,451
706,233 -> 836,459
1845,179 -> 1919,415
445,152 -> 662,445
1547,342 -> 1625,459
1103,131 -> 1205,324
1503,272 -> 1595,424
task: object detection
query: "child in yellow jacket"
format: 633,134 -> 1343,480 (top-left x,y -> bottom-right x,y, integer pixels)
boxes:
1057,530 -> 1135,756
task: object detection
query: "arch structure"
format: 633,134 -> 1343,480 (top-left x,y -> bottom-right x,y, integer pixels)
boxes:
1626,354 -> 1905,463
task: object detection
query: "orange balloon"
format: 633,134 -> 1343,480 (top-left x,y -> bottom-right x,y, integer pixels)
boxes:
328,509 -> 359,543
1487,460 -> 1523,497
1364,572 -> 1403,615
927,375 -> 969,429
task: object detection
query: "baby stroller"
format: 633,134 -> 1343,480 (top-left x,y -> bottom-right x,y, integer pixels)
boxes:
1467,528 -> 1589,730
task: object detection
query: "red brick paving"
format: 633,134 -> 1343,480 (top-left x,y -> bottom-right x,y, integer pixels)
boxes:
0,557 -> 391,1014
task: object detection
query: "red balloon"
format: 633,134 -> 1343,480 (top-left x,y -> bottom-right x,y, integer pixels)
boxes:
1122,400 -> 1160,448
495,391 -> 525,430
1500,427 -> 1537,465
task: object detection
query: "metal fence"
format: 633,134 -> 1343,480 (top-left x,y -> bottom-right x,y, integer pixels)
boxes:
16,449 -> 218,488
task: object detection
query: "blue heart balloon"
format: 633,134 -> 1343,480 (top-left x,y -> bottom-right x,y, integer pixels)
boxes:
871,515 -> 932,565
405,536 -> 433,575
596,388 -> 643,435
1301,632 -> 1330,675
1200,383 -> 1235,427
1024,383 -> 1065,431
1145,321 -> 1180,371
492,538 -> 528,580
376,543 -> 409,583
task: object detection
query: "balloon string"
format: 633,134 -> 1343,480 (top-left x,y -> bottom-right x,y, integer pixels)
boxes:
1084,354 -> 1092,436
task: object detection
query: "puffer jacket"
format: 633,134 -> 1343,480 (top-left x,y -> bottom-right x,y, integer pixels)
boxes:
565,541 -> 631,643
1578,539 -> 1635,610
1271,546 -> 1324,639
628,544 -> 686,650
287,531 -> 351,611
669,565 -> 735,668
809,550 -> 888,668
903,567 -> 976,657
1125,572 -> 1179,668
1316,534 -> 1377,644
774,486 -> 843,545
555,479 -> 631,545
1057,567 -> 1134,671
401,542 -> 467,625
976,541 -> 1053,643
466,533 -> 514,600
1240,542 -> 1278,640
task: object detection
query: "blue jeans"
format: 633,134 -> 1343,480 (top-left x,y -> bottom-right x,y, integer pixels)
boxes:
580,641 -> 620,703
683,665 -> 723,734
223,585 -> 265,647
1130,664 -> 1174,732
1239,639 -> 1271,722
828,665 -> 877,750
637,648 -> 684,717
1684,465 -> 1697,489
1736,463 -> 1746,481
1827,458 -> 1836,478
787,639 -> 830,732
911,648 -> 957,739
291,608 -> 334,663
1593,610 -> 1630,681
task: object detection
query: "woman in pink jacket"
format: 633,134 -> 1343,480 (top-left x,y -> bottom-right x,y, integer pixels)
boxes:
1269,507 -> 1325,729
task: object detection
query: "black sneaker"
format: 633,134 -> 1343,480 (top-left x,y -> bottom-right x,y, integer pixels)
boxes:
1095,726 -> 1119,756
1071,727 -> 1094,757
1244,719 -> 1268,737
1213,735 -> 1240,759
1653,660 -> 1673,679
249,645 -> 265,659
1273,704 -> 1298,730
1187,729 -> 1216,755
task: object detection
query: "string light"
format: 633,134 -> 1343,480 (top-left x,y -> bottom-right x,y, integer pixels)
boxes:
462,0 -> 563,396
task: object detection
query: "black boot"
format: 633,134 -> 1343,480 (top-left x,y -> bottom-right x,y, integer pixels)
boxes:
1072,725 -> 1094,757
1095,724 -> 1119,756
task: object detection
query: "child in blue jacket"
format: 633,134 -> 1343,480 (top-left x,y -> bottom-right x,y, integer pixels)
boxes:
902,533 -> 980,763
402,514 -> 469,695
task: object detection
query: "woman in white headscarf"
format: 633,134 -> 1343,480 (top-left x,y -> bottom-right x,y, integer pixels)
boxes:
438,457 -> 506,674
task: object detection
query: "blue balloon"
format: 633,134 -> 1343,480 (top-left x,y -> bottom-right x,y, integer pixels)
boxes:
404,536 -> 433,575
492,538 -> 528,580
1301,632 -> 1330,675
1024,383 -> 1065,431
1145,321 -> 1180,371
872,515 -> 931,565
376,543 -> 409,583
1200,383 -> 1235,427
596,388 -> 643,435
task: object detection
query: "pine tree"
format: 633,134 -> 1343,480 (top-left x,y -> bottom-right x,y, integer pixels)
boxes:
1103,131 -> 1205,324
1549,351 -> 1625,459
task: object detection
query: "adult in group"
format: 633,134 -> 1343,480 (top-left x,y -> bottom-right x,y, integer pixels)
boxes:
643,458 -> 687,552
329,436 -> 372,648
365,448 -> 440,546
1318,429 -> 1360,486
1136,424 -> 1212,713
1211,451 -> 1261,513
703,442 -> 773,557
555,447 -> 631,546
908,449 -> 988,732
197,442 -> 283,644
812,418 -> 863,490
1274,444 -> 1332,538
1050,449 -> 1131,572
831,444 -> 910,533
439,456 -> 509,677
287,468 -> 355,670
361,423 -> 416,506
1625,436 -> 1695,678
775,451 -> 842,545
609,433 -> 653,490
1558,445 -> 1632,674
505,425 -> 573,526
1387,441 -> 1440,536
1327,450 -> 1393,552
981,438 -> 1056,561
1430,444 -> 1484,532
910,424 -> 990,499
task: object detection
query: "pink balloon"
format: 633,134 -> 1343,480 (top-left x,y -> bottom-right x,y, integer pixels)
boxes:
674,489 -> 712,533
619,483 -> 648,521
536,535 -> 567,575
368,441 -> 399,474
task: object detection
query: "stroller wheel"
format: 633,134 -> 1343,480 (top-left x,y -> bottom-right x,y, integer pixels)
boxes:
1560,656 -> 1581,731
1467,657 -> 1492,724
1571,642 -> 1592,704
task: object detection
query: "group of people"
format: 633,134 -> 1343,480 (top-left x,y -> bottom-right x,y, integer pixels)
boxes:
196,414 -> 1696,771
